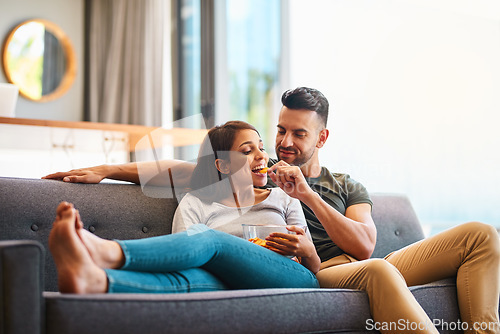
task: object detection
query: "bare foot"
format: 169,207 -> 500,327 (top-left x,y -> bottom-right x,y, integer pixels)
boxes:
74,210 -> 125,269
49,202 -> 108,293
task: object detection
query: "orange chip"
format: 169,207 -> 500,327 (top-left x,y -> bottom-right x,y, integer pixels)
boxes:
248,237 -> 267,247
248,237 -> 285,252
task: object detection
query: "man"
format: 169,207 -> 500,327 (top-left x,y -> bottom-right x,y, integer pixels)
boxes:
44,87 -> 500,334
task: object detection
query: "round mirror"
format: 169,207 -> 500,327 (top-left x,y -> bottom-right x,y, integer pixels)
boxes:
1,19 -> 76,102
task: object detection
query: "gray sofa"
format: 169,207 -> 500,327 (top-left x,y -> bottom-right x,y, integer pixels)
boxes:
0,176 -> 465,333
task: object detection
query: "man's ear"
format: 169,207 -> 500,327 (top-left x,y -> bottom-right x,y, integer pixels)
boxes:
316,129 -> 329,148
215,159 -> 230,174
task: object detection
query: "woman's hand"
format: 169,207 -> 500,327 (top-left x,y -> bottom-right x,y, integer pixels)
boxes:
42,166 -> 108,183
265,225 -> 321,274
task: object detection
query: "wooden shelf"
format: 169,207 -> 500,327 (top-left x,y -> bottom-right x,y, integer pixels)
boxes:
0,117 -> 207,151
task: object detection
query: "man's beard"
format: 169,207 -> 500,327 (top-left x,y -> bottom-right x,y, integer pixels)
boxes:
276,145 -> 315,167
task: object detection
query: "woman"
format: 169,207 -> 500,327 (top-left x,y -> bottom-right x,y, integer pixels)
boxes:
49,121 -> 320,293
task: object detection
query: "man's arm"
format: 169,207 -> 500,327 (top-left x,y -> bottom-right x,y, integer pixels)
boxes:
42,160 -> 196,188
302,195 -> 376,260
269,163 -> 377,260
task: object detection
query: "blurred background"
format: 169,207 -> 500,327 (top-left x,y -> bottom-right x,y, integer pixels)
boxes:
1,0 -> 499,235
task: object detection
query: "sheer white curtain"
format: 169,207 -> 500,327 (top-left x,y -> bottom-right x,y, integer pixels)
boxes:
87,0 -> 166,126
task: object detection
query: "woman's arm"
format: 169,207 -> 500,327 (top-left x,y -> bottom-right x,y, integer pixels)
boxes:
43,163 -> 141,184
43,160 -> 196,188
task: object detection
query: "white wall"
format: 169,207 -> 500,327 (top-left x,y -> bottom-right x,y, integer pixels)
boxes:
0,0 -> 84,121
289,0 -> 500,233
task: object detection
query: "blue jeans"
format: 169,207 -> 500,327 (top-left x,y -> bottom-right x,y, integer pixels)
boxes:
105,224 -> 319,293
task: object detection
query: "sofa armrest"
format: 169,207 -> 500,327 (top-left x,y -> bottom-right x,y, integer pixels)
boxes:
0,240 -> 44,334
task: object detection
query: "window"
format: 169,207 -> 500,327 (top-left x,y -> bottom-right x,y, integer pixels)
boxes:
173,0 -> 285,158
219,0 -> 282,150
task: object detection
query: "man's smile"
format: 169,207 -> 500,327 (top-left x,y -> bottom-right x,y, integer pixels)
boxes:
278,147 -> 297,156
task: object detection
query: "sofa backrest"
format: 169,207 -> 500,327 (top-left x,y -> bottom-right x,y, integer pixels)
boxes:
0,177 -> 424,291
370,193 -> 425,258
0,177 -> 178,291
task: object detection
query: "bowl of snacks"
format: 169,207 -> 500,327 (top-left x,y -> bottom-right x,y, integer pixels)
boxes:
242,224 -> 306,251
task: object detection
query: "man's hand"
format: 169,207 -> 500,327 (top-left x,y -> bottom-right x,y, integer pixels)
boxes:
42,166 -> 108,183
268,161 -> 316,202
269,160 -> 377,260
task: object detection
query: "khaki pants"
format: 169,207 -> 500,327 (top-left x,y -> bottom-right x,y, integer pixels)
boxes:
316,222 -> 500,334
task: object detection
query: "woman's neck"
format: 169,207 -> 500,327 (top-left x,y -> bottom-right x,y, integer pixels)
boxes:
219,186 -> 270,208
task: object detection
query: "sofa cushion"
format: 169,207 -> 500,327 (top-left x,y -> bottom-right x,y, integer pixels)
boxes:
44,279 -> 461,334
411,278 -> 461,333
44,288 -> 372,334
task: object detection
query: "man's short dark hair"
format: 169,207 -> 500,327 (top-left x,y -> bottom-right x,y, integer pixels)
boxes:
281,87 -> 329,127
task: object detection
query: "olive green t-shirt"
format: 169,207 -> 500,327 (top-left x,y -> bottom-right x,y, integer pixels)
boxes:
267,158 -> 373,262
